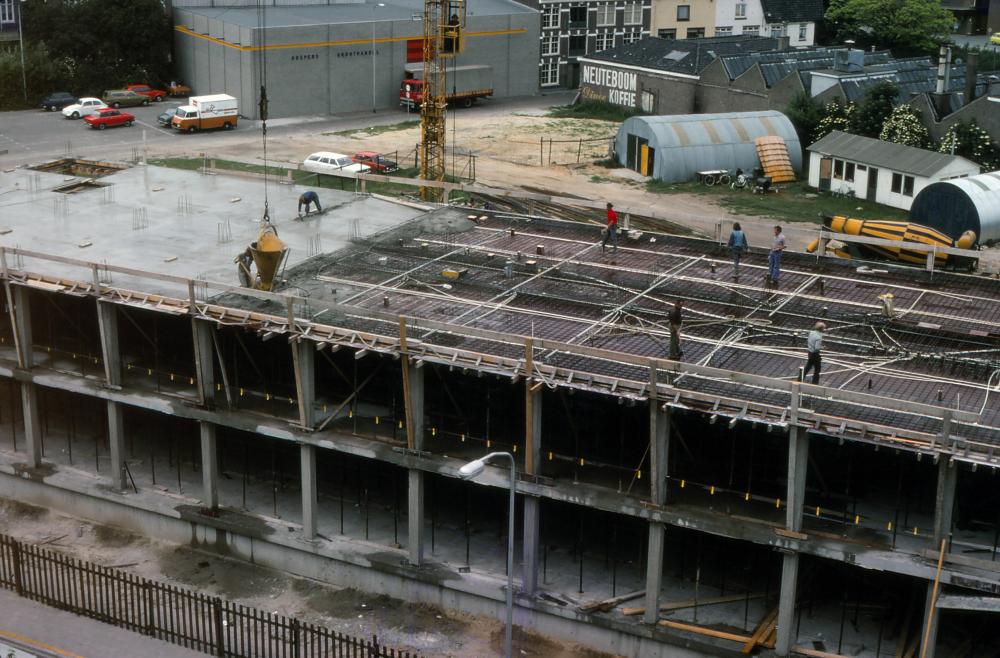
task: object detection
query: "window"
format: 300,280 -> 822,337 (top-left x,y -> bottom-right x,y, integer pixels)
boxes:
658,28 -> 677,38
845,162 -> 855,182
541,61 -> 559,86
687,27 -> 705,38
770,23 -> 785,37
569,6 -> 588,27
677,5 -> 690,21
834,160 -> 844,180
596,32 -> 615,51
623,30 -> 642,44
743,25 -> 759,35
903,175 -> 914,196
799,25 -> 808,41
542,34 -> 559,55
641,90 -> 655,113
568,34 -> 587,55
624,3 -> 642,25
715,26 -> 732,36
596,5 -> 615,26
0,0 -> 13,23
735,3 -> 746,19
891,173 -> 904,193
542,6 -> 560,29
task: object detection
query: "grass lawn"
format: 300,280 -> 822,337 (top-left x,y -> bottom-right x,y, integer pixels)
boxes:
548,101 -> 644,123
293,166 -> 471,202
646,179 -> 911,225
324,120 -> 420,139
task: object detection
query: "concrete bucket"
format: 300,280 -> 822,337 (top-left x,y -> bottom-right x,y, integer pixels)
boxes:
250,224 -> 289,291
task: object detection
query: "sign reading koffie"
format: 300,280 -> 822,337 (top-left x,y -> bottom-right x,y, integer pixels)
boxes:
581,65 -> 637,107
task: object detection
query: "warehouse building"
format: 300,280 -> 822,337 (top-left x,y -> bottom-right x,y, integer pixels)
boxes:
172,0 -> 539,118
615,110 -> 801,181
806,131 -> 980,211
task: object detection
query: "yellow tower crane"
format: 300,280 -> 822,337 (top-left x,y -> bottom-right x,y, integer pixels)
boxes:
420,0 -> 465,202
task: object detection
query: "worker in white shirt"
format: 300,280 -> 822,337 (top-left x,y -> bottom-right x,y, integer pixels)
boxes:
803,322 -> 826,385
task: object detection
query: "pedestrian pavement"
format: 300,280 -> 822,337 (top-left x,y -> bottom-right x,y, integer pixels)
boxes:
0,589 -> 204,658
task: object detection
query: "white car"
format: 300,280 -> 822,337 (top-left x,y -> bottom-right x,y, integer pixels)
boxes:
62,98 -> 108,119
303,151 -> 371,174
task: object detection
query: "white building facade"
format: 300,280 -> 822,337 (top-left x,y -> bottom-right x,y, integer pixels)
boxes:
712,0 -> 820,46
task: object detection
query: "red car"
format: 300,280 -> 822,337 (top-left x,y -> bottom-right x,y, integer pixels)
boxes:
84,109 -> 135,130
124,85 -> 167,102
352,152 -> 399,173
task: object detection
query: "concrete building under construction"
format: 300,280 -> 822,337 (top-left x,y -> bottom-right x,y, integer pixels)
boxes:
1,160 -> 1000,658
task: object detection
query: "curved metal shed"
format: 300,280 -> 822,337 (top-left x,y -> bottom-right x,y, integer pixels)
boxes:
615,111 -> 802,183
909,172 -> 1000,245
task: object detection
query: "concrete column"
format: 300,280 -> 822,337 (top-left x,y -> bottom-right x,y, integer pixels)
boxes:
644,362 -> 670,625
294,340 -> 316,428
407,365 -> 426,567
200,422 -> 218,510
776,384 -> 809,657
107,401 -> 126,490
921,459 -> 958,658
9,285 -> 42,468
301,443 -> 317,538
96,302 -> 121,386
522,385 -> 543,596
193,320 -> 215,406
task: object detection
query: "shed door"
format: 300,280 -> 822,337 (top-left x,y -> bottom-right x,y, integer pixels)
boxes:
867,168 -> 878,202
646,147 -> 655,177
626,135 -> 648,172
640,145 -> 649,176
819,157 -> 833,191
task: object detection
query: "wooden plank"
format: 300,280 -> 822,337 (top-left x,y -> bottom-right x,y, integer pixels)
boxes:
742,605 -> 779,654
622,592 -> 765,616
657,619 -> 752,643
579,590 -> 644,613
920,548 -> 1000,576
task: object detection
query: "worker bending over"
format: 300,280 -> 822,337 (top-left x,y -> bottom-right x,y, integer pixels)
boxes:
298,191 -> 322,217
235,246 -> 253,288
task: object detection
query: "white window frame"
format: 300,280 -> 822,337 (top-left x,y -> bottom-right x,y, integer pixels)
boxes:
542,6 -> 559,29
541,60 -> 559,86
623,29 -> 642,44
799,25 -> 808,41
769,23 -> 785,37
541,34 -> 560,55
0,0 -> 15,24
735,3 -> 746,19
595,31 -> 615,51
596,5 -> 616,27
624,3 -> 642,25
715,26 -> 733,36
743,24 -> 759,35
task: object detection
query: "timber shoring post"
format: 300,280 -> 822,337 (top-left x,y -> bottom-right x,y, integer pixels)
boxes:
921,539 -> 947,658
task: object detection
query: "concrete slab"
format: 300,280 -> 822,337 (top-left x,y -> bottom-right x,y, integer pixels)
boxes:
0,164 -> 427,298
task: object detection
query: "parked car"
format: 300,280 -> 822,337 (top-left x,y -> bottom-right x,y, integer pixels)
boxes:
61,98 -> 108,119
101,90 -> 148,108
40,92 -> 79,112
124,85 -> 167,102
84,109 -> 135,130
157,109 -> 177,126
992,32 -> 1000,45
303,152 -> 371,174
352,152 -> 399,173
166,81 -> 192,96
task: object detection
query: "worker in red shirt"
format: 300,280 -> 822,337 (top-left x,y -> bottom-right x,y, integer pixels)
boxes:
602,202 -> 618,253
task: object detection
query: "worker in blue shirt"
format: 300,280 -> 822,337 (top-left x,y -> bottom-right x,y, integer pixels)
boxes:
298,191 -> 322,217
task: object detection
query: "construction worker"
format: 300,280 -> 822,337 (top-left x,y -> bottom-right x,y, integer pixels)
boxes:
298,191 -> 322,217
602,202 -> 618,253
803,322 -> 825,385
669,299 -> 683,361
767,225 -> 787,283
727,221 -> 749,278
445,14 -> 460,53
235,247 -> 253,288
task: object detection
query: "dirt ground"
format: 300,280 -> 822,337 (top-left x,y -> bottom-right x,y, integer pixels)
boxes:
0,496 -> 624,658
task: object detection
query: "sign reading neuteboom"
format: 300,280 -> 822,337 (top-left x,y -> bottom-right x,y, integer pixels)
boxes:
582,65 -> 637,107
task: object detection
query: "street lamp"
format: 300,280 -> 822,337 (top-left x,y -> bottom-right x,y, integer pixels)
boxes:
459,452 -> 515,658
17,0 -> 27,102
372,3 -> 385,113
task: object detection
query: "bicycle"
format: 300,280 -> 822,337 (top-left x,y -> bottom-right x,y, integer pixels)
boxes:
831,185 -> 856,199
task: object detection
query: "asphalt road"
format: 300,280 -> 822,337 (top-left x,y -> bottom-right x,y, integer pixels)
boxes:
0,91 -> 576,171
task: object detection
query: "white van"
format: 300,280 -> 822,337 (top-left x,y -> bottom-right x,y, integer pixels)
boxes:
303,152 -> 370,174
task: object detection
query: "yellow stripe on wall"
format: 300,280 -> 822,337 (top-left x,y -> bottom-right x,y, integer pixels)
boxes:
174,25 -> 526,51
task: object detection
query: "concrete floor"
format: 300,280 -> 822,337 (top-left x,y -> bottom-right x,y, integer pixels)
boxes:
0,163 -> 426,299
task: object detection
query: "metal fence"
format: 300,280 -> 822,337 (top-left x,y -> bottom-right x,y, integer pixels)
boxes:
0,534 -> 419,658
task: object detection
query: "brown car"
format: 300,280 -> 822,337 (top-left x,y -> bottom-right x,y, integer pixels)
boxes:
101,90 -> 149,108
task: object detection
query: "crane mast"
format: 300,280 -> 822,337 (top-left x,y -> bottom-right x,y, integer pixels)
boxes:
420,0 -> 464,202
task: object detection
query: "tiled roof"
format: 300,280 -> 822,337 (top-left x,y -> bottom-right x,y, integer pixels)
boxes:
584,36 -> 780,76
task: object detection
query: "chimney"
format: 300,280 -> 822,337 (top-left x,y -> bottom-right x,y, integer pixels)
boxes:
777,36 -> 790,51
933,45 -> 952,118
935,45 -> 947,94
964,52 -> 980,107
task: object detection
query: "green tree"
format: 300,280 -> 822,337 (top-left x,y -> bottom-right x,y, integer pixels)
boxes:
813,99 -> 853,142
826,0 -> 955,57
939,120 -> 1000,170
782,91 -> 825,145
880,105 -> 933,148
848,81 -> 898,138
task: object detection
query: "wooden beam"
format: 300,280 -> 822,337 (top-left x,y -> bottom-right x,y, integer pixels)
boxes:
742,604 -> 779,654
622,592 -> 765,616
579,590 -> 644,613
657,619 -> 752,644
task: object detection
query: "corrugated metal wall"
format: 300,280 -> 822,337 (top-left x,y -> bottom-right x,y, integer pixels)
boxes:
910,172 -> 1000,244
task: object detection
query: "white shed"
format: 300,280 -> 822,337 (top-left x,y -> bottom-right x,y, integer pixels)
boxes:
806,131 -> 980,211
